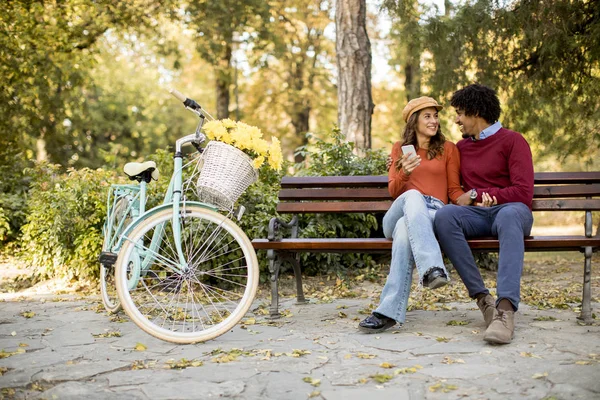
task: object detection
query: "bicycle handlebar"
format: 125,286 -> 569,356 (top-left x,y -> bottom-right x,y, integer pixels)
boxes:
169,88 -> 204,115
169,88 -> 186,102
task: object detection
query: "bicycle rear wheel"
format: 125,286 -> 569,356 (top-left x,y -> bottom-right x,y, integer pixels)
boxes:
114,205 -> 259,344
101,197 -> 133,313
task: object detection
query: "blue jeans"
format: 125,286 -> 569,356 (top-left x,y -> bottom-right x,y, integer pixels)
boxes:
375,189 -> 448,323
433,203 -> 533,311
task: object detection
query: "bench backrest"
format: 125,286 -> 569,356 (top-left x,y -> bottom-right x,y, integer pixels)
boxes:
276,173 -> 600,219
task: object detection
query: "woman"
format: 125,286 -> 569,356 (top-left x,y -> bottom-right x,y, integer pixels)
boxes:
359,96 -> 469,334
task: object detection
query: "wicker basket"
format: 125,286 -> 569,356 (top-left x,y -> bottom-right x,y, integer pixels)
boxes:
196,141 -> 258,211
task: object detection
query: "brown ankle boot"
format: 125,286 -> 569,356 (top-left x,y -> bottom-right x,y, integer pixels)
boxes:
476,294 -> 497,328
483,309 -> 515,344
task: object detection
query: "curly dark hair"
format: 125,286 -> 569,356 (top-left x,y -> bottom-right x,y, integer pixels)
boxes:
399,109 -> 446,164
450,83 -> 501,124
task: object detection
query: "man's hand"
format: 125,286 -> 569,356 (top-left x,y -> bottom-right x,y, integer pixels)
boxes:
475,192 -> 497,207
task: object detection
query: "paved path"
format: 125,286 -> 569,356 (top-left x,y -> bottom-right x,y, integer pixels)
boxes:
0,295 -> 599,399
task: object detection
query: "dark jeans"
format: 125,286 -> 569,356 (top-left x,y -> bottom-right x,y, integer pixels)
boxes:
434,203 -> 533,311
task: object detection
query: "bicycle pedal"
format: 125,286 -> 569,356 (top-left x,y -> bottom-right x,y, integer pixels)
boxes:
236,205 -> 246,221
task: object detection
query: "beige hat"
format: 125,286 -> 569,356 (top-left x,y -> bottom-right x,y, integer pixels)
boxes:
402,96 -> 443,123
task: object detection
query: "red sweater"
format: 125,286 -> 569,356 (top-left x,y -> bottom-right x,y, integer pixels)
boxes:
457,127 -> 534,208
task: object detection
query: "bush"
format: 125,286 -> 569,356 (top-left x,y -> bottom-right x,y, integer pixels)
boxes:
20,163 -> 115,281
291,129 -> 388,275
0,151 -> 30,247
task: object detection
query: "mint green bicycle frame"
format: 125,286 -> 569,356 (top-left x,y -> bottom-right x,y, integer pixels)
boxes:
108,130 -> 218,290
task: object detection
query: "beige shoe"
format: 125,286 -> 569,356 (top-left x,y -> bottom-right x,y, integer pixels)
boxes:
476,294 -> 497,328
483,309 -> 515,344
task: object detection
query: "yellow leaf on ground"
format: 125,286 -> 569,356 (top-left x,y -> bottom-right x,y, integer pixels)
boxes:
134,343 -> 147,351
302,377 -> 321,387
357,353 -> 376,359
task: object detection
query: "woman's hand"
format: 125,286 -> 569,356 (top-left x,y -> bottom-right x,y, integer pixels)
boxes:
476,192 -> 497,207
386,155 -> 393,170
396,153 -> 421,176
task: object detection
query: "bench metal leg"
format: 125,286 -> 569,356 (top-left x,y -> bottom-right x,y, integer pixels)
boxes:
289,253 -> 306,304
267,250 -> 281,319
578,246 -> 593,324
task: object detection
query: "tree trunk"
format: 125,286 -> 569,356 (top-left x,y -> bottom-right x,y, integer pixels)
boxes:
292,106 -> 310,164
215,43 -> 233,120
404,53 -> 421,102
290,59 -> 311,164
336,0 -> 373,154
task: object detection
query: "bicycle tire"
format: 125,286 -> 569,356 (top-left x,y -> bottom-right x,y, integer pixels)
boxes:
114,205 -> 259,344
100,197 -> 132,313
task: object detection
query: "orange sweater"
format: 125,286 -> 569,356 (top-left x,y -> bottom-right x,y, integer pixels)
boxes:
388,141 -> 463,204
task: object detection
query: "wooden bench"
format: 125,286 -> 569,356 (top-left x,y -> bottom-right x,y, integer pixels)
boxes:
252,172 -> 600,322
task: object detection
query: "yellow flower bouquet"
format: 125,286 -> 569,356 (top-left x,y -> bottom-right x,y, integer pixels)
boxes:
202,119 -> 283,171
195,119 -> 282,211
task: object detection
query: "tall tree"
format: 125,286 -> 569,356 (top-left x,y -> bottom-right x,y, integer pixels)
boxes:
0,0 -> 167,165
336,0 -> 374,152
384,0 -> 600,163
183,0 -> 270,119
244,0 -> 336,163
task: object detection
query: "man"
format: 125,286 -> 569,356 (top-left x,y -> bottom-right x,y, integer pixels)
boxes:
434,83 -> 534,344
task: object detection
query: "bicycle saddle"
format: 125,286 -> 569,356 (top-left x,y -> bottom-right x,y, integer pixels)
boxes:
124,161 -> 159,182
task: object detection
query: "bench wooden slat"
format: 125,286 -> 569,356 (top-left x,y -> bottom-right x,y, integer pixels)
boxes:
278,188 -> 392,201
277,199 -> 600,214
281,175 -> 388,188
534,184 -> 600,198
277,201 -> 392,214
278,184 -> 600,201
280,172 -> 600,189
531,199 -> 600,211
252,236 -> 600,251
533,172 -> 600,184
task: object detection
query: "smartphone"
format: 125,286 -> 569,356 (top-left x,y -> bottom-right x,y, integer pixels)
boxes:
401,144 -> 416,158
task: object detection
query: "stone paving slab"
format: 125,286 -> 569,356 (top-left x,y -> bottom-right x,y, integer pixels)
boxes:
0,295 -> 598,399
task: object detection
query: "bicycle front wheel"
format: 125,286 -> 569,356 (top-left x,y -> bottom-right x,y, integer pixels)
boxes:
114,205 -> 259,344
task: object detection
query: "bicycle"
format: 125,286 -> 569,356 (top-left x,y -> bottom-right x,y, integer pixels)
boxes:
99,89 -> 259,344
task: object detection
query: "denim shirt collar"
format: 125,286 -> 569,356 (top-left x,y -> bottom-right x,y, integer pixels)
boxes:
479,121 -> 503,140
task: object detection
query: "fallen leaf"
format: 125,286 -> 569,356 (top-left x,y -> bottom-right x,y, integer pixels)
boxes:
134,343 -> 147,351
302,377 -> 321,387
520,352 -> 542,359
357,352 -> 376,359
446,320 -> 469,326
370,373 -> 393,383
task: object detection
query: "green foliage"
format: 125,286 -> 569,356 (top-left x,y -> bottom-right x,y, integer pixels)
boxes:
384,0 -> 600,164
295,129 -> 388,176
20,164 -> 115,281
0,153 -> 31,246
290,129 -> 388,275
237,165 -> 286,280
